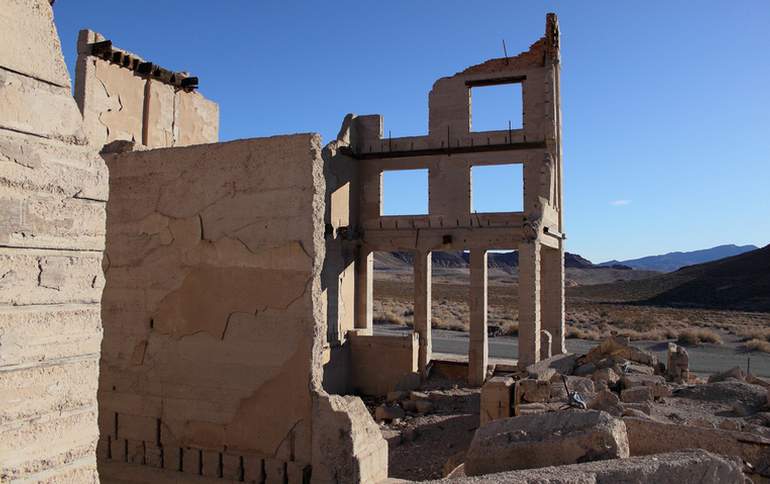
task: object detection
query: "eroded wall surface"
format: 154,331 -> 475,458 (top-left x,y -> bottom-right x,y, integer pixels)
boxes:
99,136 -> 386,482
0,0 -> 107,481
75,30 -> 219,150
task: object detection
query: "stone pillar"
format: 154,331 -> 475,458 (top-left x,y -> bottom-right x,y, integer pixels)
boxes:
414,251 -> 432,376
469,249 -> 488,386
354,248 -> 373,334
541,244 -> 566,355
517,241 -> 541,367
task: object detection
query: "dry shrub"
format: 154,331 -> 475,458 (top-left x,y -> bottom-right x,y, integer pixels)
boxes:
373,310 -> 405,326
433,319 -> 466,332
500,321 -> 519,336
677,328 -> 723,346
745,339 -> 770,353
738,328 -> 770,342
566,326 -> 602,341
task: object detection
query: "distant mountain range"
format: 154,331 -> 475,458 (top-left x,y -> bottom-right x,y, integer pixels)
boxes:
598,244 -> 758,272
575,245 -> 770,312
374,251 -> 626,271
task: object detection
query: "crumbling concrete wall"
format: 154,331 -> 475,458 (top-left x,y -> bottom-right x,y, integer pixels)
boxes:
0,0 -> 107,481
99,135 -> 387,482
75,30 -> 219,150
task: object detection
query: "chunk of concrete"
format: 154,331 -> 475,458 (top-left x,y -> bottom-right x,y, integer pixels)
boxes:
624,416 -> 770,476
480,376 -> 514,425
708,366 -> 745,384
516,379 -> 551,403
430,450 -> 748,484
621,386 -> 653,403
465,410 -> 629,476
589,390 -> 623,417
621,374 -> 671,399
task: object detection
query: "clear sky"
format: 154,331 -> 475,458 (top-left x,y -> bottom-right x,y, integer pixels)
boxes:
52,1 -> 770,262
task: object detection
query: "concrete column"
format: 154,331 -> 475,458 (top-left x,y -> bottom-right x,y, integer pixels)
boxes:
354,248 -> 373,333
541,244 -> 566,355
517,240 -> 541,367
414,250 -> 432,376
468,249 -> 488,386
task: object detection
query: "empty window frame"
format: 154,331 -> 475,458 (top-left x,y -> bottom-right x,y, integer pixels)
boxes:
471,164 -> 523,213
470,83 -> 523,132
381,169 -> 429,216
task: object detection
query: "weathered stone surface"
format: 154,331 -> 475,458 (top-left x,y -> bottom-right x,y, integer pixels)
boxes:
429,450 -> 748,484
465,410 -> 629,476
312,394 -> 388,484
667,343 -> 690,383
676,380 -> 766,408
375,404 -> 406,422
621,374 -> 671,399
0,0 -> 71,87
480,376 -> 514,425
624,417 -> 770,476
0,68 -> 84,140
708,366 -> 745,383
1,3 -> 106,481
526,353 -> 577,380
516,378 -> 552,403
589,389 -> 623,417
592,367 -> 621,386
550,375 -> 596,401
621,386 -> 653,403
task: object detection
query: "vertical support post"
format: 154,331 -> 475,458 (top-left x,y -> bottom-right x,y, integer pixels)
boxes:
541,244 -> 566,355
469,249 -> 488,386
517,240 -> 541,367
354,248 -> 373,334
414,250 -> 432,376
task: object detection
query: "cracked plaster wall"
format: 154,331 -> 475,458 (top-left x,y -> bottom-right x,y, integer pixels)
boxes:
98,135 -> 385,482
0,0 -> 107,481
74,30 -> 219,150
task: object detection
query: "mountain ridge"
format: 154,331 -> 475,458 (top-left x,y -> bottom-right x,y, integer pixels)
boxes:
598,244 -> 758,272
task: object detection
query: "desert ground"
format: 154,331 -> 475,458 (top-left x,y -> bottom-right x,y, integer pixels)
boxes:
372,263 -> 770,376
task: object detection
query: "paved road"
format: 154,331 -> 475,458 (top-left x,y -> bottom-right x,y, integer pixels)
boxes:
374,324 -> 770,377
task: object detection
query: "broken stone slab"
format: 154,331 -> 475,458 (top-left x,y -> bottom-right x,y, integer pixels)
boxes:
427,450 -> 748,484
580,335 -> 658,367
588,390 -> 623,417
622,402 -> 653,416
549,375 -> 596,401
480,376 -> 514,426
624,416 -> 770,476
375,404 -> 405,423
515,379 -> 551,404
675,380 -> 767,414
592,367 -> 621,386
525,353 -> 577,381
708,366 -> 745,384
414,400 -> 433,414
464,410 -> 629,476
621,374 -> 671,399
621,386 -> 653,403
667,343 -> 690,383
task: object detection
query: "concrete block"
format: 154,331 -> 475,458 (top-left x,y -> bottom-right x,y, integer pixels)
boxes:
465,410 -> 629,476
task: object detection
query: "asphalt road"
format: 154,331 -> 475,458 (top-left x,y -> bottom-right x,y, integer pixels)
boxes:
374,324 -> 770,377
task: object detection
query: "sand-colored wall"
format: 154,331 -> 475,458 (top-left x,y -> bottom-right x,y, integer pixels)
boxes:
75,30 -> 219,150
0,0 -> 107,481
99,135 -> 387,482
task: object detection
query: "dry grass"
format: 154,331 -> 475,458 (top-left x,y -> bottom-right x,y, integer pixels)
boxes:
745,339 -> 770,353
371,275 -> 770,344
677,328 -> 723,346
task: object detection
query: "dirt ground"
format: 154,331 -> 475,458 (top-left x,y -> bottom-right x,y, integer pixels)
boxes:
373,270 -> 770,352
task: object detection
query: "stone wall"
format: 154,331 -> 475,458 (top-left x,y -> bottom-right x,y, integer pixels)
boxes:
99,135 -> 386,482
75,30 -> 219,150
0,0 -> 107,481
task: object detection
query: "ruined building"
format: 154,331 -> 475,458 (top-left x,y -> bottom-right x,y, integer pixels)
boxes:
1,2 -> 563,482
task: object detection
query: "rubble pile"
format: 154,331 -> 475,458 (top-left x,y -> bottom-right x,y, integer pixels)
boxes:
461,335 -> 770,482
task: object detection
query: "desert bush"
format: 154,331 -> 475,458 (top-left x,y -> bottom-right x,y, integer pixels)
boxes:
677,328 -> 723,346
745,339 -> 770,353
373,310 -> 405,326
566,326 -> 602,341
738,328 -> 770,342
500,321 -> 519,336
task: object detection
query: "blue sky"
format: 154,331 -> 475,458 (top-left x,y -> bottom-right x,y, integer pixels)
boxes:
53,1 -> 770,262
